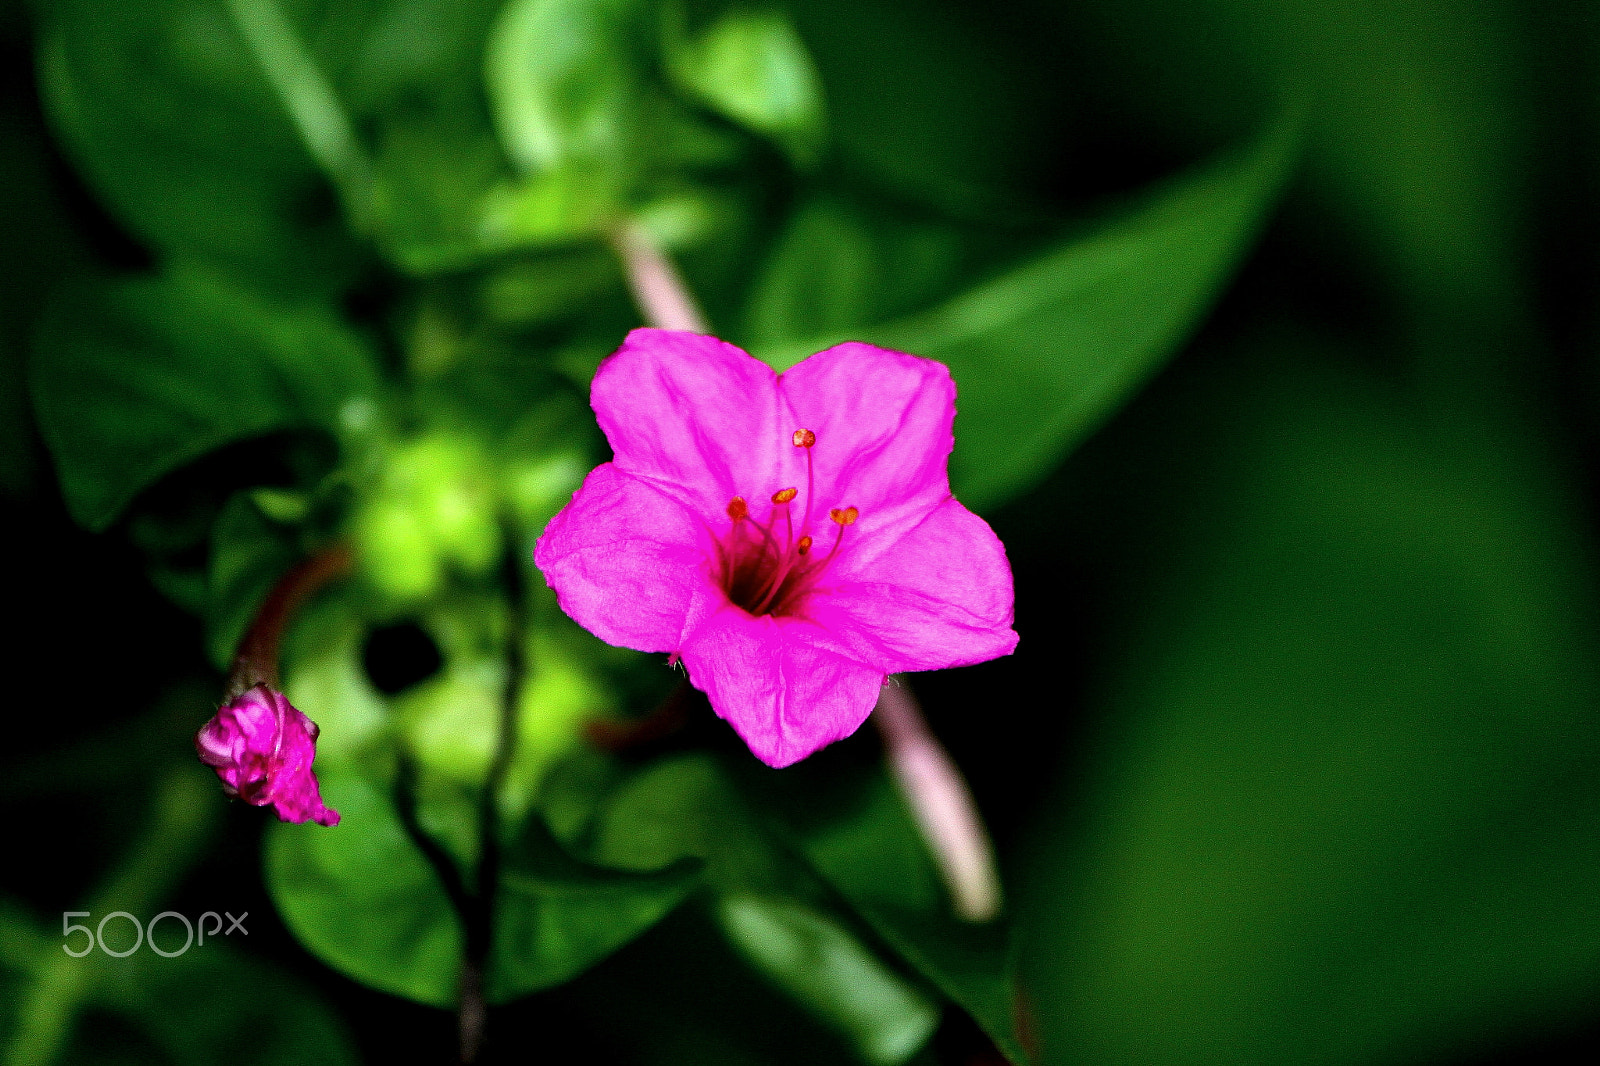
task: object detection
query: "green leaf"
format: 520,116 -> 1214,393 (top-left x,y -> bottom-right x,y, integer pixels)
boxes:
871,114 -> 1297,513
717,895 -> 939,1066
37,0 -> 361,287
491,815 -> 701,1000
485,0 -> 644,181
593,755 -> 940,1063
265,769 -> 463,1008
665,5 -> 827,167
266,763 -> 709,1008
1021,349 -> 1600,1066
743,196 -> 962,353
31,268 -> 380,531
748,761 -> 1029,1064
592,753 -> 790,893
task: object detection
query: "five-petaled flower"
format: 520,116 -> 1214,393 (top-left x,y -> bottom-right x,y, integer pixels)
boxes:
195,685 -> 340,826
535,329 -> 1017,767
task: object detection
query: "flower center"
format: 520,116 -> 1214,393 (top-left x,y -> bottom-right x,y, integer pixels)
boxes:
718,428 -> 857,618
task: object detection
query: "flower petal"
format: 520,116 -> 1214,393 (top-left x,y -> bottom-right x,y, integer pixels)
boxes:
592,329 -> 786,513
778,342 -> 955,542
680,607 -> 885,767
535,463 -> 721,653
810,498 -> 1018,672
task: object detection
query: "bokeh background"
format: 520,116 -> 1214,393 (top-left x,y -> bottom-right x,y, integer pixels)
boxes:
3,1 -> 1600,1065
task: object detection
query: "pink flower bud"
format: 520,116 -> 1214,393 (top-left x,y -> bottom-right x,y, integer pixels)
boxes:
195,685 -> 340,827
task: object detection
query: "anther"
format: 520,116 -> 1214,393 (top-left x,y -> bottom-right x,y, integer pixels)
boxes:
797,536 -> 813,554
792,428 -> 816,448
772,487 -> 798,505
829,506 -> 859,526
727,497 -> 748,521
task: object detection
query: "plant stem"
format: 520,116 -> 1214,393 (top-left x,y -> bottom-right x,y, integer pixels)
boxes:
605,230 -> 1001,920
874,679 -> 1003,922
457,531 -> 529,1064
610,222 -> 708,332
225,542 -> 353,700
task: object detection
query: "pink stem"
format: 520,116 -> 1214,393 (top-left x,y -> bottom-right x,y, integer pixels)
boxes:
874,678 -> 1003,922
225,542 -> 353,699
610,222 -> 708,332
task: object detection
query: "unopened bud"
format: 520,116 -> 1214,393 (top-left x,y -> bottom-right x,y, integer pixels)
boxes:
196,685 -> 339,827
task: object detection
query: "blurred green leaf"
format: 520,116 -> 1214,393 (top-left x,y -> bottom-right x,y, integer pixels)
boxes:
717,895 -> 939,1065
1022,348 -> 1600,1066
0,908 -> 359,1066
664,4 -> 827,167
593,755 -> 940,1062
787,0 -> 1067,213
874,114 -> 1298,513
351,434 -> 500,602
90,945 -> 361,1066
749,761 -> 1028,1064
744,196 -> 961,352
221,0 -> 373,227
2,770 -> 218,1066
31,268 -> 380,531
37,0 -> 361,287
485,0 -> 643,181
280,589 -> 393,766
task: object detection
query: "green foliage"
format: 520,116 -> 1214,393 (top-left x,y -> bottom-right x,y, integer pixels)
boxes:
0,918 -> 360,1066
592,754 -> 944,1063
491,814 -> 701,999
780,769 -> 1027,1064
664,4 -> 827,167
36,0 -> 363,288
883,115 -> 1299,513
266,771 -> 464,1007
85,946 -> 362,1066
265,766 -> 704,1008
486,0 -> 645,180
747,114 -> 1295,514
717,895 -> 939,1065
30,268 -> 380,531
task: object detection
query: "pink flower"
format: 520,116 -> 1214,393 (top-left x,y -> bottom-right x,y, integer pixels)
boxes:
195,685 -> 340,826
535,330 -> 1018,767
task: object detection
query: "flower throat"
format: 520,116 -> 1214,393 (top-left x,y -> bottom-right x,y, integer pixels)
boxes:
720,428 -> 858,618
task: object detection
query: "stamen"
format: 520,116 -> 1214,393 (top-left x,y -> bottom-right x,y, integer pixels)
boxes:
829,506 -> 859,526
772,487 -> 798,504
797,536 -> 813,555
727,497 -> 748,522
792,428 -> 816,448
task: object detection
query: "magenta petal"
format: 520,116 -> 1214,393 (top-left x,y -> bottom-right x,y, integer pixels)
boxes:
593,329 -> 785,514
778,342 -> 955,538
195,685 -> 339,827
679,607 -> 886,767
821,497 -> 1017,670
535,464 -> 718,653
